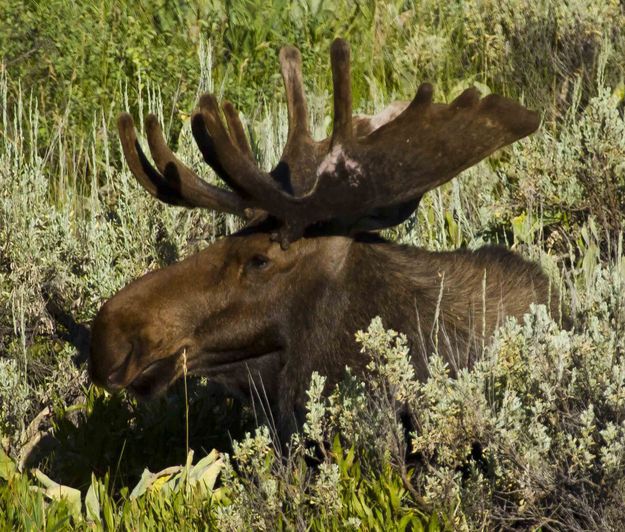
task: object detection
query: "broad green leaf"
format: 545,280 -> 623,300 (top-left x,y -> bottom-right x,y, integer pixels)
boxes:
84,476 -> 101,523
0,447 -> 16,481
332,433 -> 342,457
137,465 -> 183,498
129,468 -> 155,500
344,445 -> 355,471
102,498 -> 115,530
388,479 -> 400,510
428,512 -> 441,532
33,469 -> 82,519
188,449 -> 223,493
399,513 -> 424,532
445,211 -> 462,247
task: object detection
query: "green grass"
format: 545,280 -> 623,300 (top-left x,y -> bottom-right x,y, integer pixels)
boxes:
1,0 -> 625,529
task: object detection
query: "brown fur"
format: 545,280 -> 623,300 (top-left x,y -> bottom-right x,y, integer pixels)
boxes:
89,231 -> 558,438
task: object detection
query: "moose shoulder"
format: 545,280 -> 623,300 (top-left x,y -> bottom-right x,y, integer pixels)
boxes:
89,39 -> 556,439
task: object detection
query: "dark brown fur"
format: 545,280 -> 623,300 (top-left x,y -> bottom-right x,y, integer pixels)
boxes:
89,231 -> 557,438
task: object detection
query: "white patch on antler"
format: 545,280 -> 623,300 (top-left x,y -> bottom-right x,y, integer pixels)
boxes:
317,144 -> 343,177
316,144 -> 364,187
344,157 -> 364,187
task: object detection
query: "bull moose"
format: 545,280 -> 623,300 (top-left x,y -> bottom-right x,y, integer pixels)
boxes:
89,39 -> 556,438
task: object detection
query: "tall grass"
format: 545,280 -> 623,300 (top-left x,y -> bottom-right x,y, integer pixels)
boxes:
1,0 -> 624,528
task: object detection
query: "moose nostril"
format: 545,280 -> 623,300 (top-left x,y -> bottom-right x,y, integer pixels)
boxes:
106,367 -> 126,389
104,342 -> 136,389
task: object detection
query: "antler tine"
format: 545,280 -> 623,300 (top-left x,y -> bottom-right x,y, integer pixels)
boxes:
118,113 -> 247,215
190,108 -> 242,195
143,114 -> 249,214
119,39 -> 541,247
197,93 -> 293,211
330,38 -> 353,143
405,82 -> 434,113
479,92 -> 542,137
279,45 -> 310,140
222,101 -> 255,161
118,113 -> 191,206
450,87 -> 481,109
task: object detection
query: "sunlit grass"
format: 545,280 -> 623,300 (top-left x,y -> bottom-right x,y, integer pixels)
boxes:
1,0 -> 624,528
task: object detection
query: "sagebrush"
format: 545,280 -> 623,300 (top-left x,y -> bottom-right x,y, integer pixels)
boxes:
1,1 -> 624,529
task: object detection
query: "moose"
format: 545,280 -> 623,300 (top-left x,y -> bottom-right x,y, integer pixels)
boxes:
89,39 -> 557,438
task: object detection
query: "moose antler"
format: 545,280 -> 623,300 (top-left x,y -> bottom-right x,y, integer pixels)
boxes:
118,38 -> 539,247
117,113 -> 250,215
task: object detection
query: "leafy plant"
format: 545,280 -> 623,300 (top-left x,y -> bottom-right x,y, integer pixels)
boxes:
2,1 -> 625,528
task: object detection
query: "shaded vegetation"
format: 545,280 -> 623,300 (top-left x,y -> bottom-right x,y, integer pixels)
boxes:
1,0 -> 624,529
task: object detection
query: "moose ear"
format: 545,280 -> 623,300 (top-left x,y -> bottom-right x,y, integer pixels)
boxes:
318,236 -> 353,278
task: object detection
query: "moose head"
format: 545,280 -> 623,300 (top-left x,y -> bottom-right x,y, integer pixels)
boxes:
89,39 -> 548,437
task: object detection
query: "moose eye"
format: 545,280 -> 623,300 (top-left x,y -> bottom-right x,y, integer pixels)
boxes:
248,254 -> 270,270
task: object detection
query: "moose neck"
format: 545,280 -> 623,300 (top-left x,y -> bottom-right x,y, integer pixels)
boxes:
278,237 -> 554,432
288,239 -> 470,371
275,239 -> 437,425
